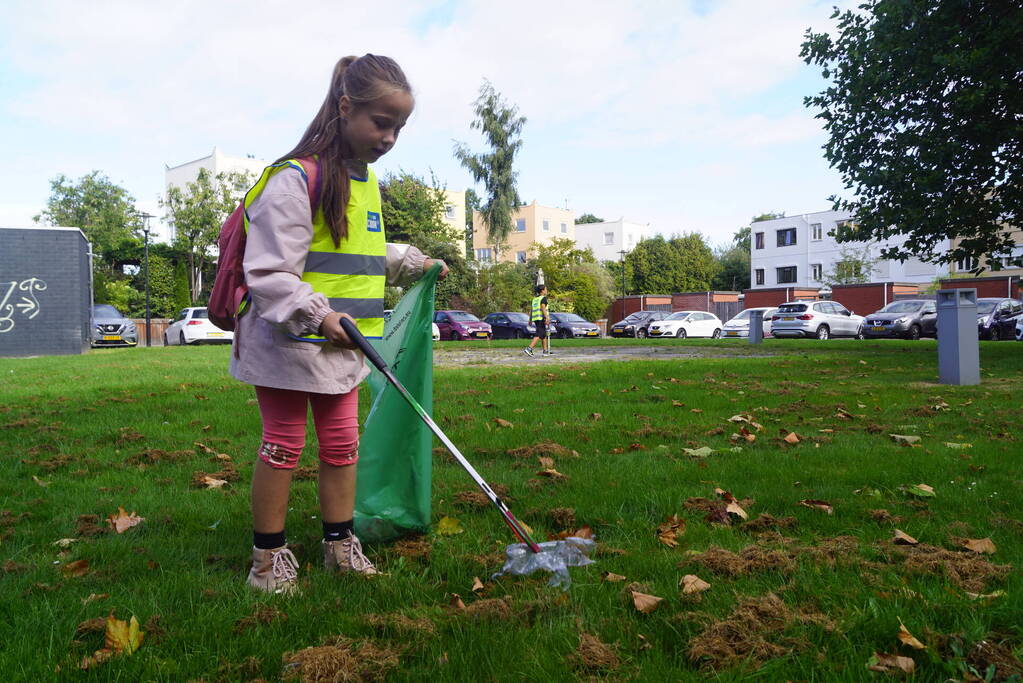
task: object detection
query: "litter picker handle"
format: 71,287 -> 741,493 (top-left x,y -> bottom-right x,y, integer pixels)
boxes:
340,317 -> 388,374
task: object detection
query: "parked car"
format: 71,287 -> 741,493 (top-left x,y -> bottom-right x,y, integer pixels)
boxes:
434,310 -> 492,340
976,297 -> 1023,341
1016,316 -> 1023,341
164,307 -> 233,345
861,299 -> 937,340
384,309 -> 441,341
648,311 -> 722,338
771,300 -> 865,340
609,310 -> 669,338
483,312 -> 536,339
721,307 -> 777,339
549,312 -> 601,339
91,304 -> 137,347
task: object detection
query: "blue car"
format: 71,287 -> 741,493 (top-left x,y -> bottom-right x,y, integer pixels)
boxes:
483,312 -> 536,339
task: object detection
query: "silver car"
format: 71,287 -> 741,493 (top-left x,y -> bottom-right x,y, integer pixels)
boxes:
90,304 -> 137,347
721,307 -> 777,339
771,300 -> 864,340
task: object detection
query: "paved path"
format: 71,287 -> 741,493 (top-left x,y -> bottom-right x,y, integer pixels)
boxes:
432,343 -> 777,366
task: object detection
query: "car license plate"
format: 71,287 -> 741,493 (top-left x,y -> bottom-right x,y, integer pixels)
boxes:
726,331 -> 738,336
587,331 -> 597,336
872,326 -> 885,332
207,332 -> 224,337
474,331 -> 488,338
102,335 -> 121,341
784,317 -> 794,321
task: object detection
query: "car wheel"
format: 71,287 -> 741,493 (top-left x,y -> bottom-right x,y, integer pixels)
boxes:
675,328 -> 687,339
514,330 -> 524,339
855,329 -> 865,340
712,328 -> 721,339
990,327 -> 1000,341
180,331 -> 187,345
449,331 -> 459,341
560,329 -> 571,339
815,325 -> 830,340
636,328 -> 647,339
907,325 -> 921,341
163,332 -> 170,346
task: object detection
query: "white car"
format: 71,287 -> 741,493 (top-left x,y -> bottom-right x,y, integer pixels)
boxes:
432,322 -> 441,341
647,311 -> 722,339
1015,317 -> 1022,341
164,307 -> 233,345
722,307 -> 778,339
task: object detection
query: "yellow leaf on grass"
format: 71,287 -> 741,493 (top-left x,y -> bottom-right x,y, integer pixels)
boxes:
105,614 -> 144,655
602,571 -> 627,582
897,620 -> 926,650
963,538 -> 996,554
106,507 -> 144,534
437,516 -> 464,535
537,468 -> 567,480
631,591 -> 664,614
680,574 -> 711,595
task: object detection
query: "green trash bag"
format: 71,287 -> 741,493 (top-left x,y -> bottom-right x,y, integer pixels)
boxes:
353,265 -> 439,543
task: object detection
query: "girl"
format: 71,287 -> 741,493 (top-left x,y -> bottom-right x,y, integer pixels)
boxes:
230,54 -> 447,594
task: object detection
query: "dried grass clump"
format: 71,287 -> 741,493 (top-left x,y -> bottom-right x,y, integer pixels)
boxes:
569,632 -> 621,672
282,636 -> 401,682
891,543 -> 1011,592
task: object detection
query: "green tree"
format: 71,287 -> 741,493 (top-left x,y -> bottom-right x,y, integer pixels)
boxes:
129,253 -> 178,318
528,239 -> 613,320
751,212 -> 785,224
575,213 -> 604,224
380,170 -> 460,248
627,234 -> 718,294
531,238 -> 595,292
460,262 -> 533,317
713,225 -> 756,290
34,171 -> 142,275
453,81 -> 526,259
819,244 -> 879,287
801,0 -> 1023,265
161,169 -> 250,303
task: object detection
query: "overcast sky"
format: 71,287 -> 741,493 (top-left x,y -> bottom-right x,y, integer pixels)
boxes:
0,0 -> 852,247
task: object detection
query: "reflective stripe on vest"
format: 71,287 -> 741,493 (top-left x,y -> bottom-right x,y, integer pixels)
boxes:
531,296 -> 544,321
243,159 -> 386,340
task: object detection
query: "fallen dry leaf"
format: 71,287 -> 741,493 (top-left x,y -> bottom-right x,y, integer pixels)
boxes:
79,649 -> 115,670
944,442 -> 973,449
199,475 -> 229,489
672,400 -> 685,407
106,507 -> 144,534
61,559 -> 90,578
783,432 -> 800,445
589,413 -> 602,421
897,620 -> 926,650
471,577 -> 485,593
893,530 -> 919,546
82,593 -> 109,606
449,594 -> 466,610
494,418 -> 513,428
436,516 -> 464,536
798,499 -> 833,515
631,591 -> 664,614
890,434 -> 921,445
656,515 -> 685,548
32,475 -> 51,487
537,468 -> 567,480
965,590 -> 1005,601
907,483 -> 935,497
714,489 -> 748,521
682,446 -> 714,458
680,574 -> 711,595
53,538 -> 78,548
867,652 -> 915,674
690,408 -> 703,414
105,614 -> 144,655
962,538 -> 996,555
602,571 -> 627,582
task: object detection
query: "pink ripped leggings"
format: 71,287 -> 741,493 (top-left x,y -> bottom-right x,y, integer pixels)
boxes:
254,385 -> 360,469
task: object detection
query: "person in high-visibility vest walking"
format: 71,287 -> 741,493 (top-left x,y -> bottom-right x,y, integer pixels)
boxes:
523,284 -> 552,357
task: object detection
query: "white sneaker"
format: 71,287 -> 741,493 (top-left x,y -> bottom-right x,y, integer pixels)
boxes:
246,545 -> 300,594
523,347 -> 534,357
323,535 -> 379,575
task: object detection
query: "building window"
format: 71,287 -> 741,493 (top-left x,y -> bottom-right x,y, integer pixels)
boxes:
542,220 -> 550,232
475,248 -> 493,263
811,263 -> 823,280
811,223 -> 822,240
445,205 -> 456,220
603,232 -> 614,245
776,266 -> 797,283
776,228 -> 797,247
515,219 -> 526,232
755,232 -> 764,250
991,246 -> 1023,269
955,256 -> 979,272
755,269 -> 764,285
560,222 -> 567,233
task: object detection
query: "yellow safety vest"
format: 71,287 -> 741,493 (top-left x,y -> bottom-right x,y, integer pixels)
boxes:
531,295 -> 545,322
242,159 -> 386,340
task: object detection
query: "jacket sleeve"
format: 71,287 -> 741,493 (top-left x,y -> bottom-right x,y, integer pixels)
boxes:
243,168 -> 332,336
385,243 -> 428,287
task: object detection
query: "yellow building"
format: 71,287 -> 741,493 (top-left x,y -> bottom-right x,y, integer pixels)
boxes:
950,227 -> 1023,276
440,189 -> 466,247
471,201 -> 575,264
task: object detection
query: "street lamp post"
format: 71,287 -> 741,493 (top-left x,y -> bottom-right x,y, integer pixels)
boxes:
139,212 -> 154,347
618,249 -> 627,319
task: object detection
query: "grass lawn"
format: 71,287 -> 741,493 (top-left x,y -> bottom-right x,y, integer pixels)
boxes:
1,339 -> 1021,681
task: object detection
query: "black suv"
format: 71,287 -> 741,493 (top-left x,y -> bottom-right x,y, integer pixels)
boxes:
610,310 -> 668,338
977,297 -> 1023,341
483,312 -> 536,339
861,299 -> 936,340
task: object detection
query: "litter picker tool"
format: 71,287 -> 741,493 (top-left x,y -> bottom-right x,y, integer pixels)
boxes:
340,317 -> 594,587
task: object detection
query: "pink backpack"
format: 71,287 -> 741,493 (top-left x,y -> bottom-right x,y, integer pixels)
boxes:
208,157 -> 320,333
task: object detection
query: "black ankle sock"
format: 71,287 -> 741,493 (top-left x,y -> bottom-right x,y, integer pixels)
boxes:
253,530 -> 286,550
323,520 -> 353,541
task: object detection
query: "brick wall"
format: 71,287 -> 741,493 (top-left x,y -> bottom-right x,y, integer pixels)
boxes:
606,295 -> 672,323
0,228 -> 91,357
939,276 -> 1020,299
831,283 -> 921,316
742,287 -> 819,309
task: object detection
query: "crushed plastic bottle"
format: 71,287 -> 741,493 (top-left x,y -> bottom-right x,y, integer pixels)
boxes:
491,536 -> 596,589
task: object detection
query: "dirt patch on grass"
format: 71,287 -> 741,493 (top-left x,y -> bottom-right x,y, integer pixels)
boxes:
548,507 -> 576,528
890,543 -> 1011,592
363,613 -> 436,637
391,537 -> 431,562
234,605 -> 288,633
570,632 -> 621,673
742,514 -> 797,533
684,546 -> 796,577
687,594 -> 833,671
125,449 -> 192,465
452,483 -> 509,509
282,636 -> 401,682
966,640 -> 1023,681
506,442 -> 578,458
462,597 -> 512,620
75,514 -> 108,537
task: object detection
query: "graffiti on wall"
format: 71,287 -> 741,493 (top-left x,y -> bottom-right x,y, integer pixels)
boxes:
0,278 -> 47,333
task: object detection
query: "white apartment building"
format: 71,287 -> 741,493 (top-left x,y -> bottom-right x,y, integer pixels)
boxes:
573,218 -> 655,262
748,210 -> 950,289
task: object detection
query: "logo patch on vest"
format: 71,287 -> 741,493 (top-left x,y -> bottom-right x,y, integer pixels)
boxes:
366,211 -> 381,232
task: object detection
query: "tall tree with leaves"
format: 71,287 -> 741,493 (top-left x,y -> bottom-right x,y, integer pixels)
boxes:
34,171 -> 142,275
380,170 -> 459,248
453,81 -> 526,259
627,234 -> 719,294
801,1 -> 1023,265
575,213 -> 604,224
161,169 -> 250,303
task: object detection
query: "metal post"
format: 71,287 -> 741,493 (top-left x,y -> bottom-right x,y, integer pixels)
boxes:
936,288 -> 979,385
618,249 -> 627,319
748,310 -> 764,344
139,211 -> 154,347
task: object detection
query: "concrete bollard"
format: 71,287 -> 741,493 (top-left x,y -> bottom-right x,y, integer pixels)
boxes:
936,288 -> 980,385
748,310 -> 764,344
